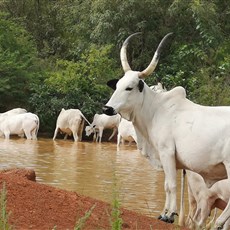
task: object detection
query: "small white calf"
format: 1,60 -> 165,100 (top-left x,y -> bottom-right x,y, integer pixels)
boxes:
53,108 -> 90,142
117,118 -> 137,147
183,170 -> 230,229
0,112 -> 39,140
85,113 -> 120,143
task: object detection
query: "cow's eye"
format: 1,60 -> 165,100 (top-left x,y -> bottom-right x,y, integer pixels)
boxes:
125,87 -> 133,91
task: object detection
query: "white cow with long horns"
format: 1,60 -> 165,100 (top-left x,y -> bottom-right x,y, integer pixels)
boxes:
103,32 -> 230,229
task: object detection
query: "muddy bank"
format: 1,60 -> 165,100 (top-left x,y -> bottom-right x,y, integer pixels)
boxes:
0,168 -> 188,229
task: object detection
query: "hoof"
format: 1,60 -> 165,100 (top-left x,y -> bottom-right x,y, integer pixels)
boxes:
158,215 -> 162,220
214,223 -> 223,230
159,212 -> 178,223
168,212 -> 178,223
160,215 -> 169,222
158,210 -> 174,223
158,209 -> 168,220
167,216 -> 175,223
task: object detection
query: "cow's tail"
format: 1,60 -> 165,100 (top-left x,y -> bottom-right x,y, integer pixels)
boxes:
178,169 -> 186,226
35,115 -> 40,137
79,112 -> 91,126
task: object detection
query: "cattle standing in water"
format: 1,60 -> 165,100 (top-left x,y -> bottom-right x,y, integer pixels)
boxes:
103,32 -> 230,229
53,108 -> 90,142
85,113 -> 120,143
0,112 -> 39,139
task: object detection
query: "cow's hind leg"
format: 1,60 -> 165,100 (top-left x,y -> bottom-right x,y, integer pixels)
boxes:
31,127 -> 38,140
24,129 -> 32,140
108,127 -> 117,141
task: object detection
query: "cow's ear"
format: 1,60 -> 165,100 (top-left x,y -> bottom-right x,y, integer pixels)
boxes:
138,80 -> 144,92
107,79 -> 119,90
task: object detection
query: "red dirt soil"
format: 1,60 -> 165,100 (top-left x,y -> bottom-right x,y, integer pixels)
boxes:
0,168 -> 189,230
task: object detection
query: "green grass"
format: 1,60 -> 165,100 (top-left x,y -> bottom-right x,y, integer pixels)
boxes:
0,183 -> 12,230
111,192 -> 123,230
74,204 -> 96,230
110,170 -> 123,230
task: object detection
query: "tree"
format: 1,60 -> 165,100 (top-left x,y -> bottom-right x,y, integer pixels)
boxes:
0,0 -> 229,134
0,12 -> 40,111
29,44 -> 119,132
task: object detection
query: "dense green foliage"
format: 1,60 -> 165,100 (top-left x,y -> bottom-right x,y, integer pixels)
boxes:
0,0 -> 229,134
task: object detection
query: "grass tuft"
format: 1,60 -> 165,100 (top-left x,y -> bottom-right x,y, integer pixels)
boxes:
0,182 -> 12,230
111,192 -> 123,230
110,170 -> 123,230
74,204 -> 96,230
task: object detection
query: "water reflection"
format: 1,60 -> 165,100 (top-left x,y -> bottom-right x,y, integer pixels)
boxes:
0,138 -> 186,217
0,139 -> 38,168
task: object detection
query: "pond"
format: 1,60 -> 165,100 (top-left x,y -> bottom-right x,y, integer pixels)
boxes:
0,137 -> 186,218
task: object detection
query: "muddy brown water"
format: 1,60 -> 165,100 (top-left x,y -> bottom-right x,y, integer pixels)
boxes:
0,137 -> 187,220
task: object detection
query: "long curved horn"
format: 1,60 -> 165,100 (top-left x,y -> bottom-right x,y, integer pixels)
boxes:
120,32 -> 141,73
139,32 -> 173,78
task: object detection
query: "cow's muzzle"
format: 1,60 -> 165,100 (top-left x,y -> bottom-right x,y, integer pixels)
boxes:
103,106 -> 117,116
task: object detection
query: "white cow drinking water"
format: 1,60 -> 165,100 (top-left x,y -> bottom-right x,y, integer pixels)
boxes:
0,112 -> 39,140
103,32 -> 230,228
85,113 -> 120,143
53,108 -> 90,142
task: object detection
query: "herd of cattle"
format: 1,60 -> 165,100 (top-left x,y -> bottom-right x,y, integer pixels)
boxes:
0,107 -> 137,147
1,32 -> 230,229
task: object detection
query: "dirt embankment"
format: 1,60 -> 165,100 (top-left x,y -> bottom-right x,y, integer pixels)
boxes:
0,168 -> 189,230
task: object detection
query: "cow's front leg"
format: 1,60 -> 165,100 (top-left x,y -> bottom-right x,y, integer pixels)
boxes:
158,187 -> 170,221
72,132 -> 79,142
159,149 -> 178,223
